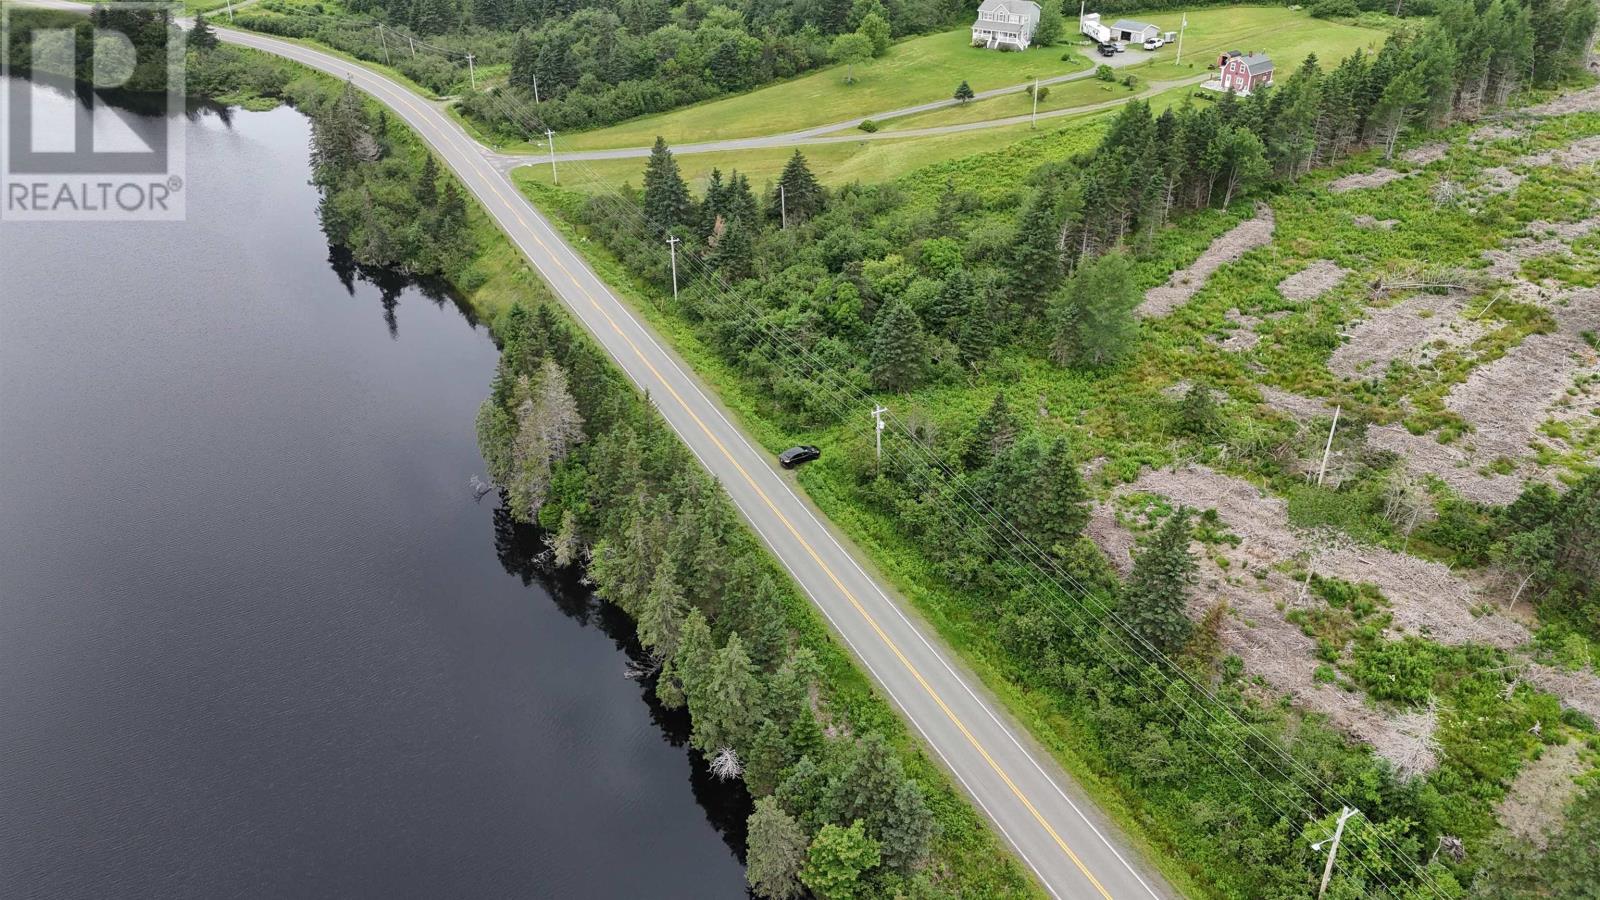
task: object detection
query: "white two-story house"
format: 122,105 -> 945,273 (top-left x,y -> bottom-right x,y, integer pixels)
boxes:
972,0 -> 1041,50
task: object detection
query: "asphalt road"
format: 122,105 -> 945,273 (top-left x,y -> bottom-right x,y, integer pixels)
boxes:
7,5 -> 1175,897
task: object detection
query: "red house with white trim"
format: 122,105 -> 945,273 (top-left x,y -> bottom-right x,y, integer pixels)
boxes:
1217,50 -> 1274,95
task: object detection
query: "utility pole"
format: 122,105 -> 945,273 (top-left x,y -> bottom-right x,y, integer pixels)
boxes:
532,74 -> 541,105
1315,404 -> 1341,486
1313,807 -> 1361,899
779,184 -> 787,229
666,235 -> 680,300
377,25 -> 391,65
872,404 -> 889,466
465,53 -> 477,90
407,35 -> 415,58
1176,13 -> 1187,64
544,128 -> 558,184
1031,76 -> 1039,129
224,0 -> 234,23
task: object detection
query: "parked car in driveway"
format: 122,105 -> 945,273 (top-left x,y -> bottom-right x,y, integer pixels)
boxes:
778,445 -> 821,468
1142,36 -> 1164,50
1113,40 -> 1127,52
1097,42 -> 1116,56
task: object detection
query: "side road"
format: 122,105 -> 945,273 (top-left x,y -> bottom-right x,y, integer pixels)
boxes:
5,5 -> 1175,897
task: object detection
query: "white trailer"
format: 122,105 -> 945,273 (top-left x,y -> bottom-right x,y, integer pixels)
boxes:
1080,10 -> 1111,43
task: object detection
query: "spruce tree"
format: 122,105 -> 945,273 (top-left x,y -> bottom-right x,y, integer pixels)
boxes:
991,434 -> 1089,553
956,291 -> 994,368
877,778 -> 935,874
1007,187 -> 1064,314
1178,382 -> 1220,438
187,12 -> 219,51
746,797 -> 808,900
417,153 -> 440,209
775,151 -> 824,223
710,216 -> 755,280
962,391 -> 1019,471
927,268 -> 971,336
1050,250 -> 1139,369
743,721 -> 792,799
954,80 -> 975,103
1123,508 -> 1197,655
509,31 -> 537,93
868,297 -> 925,391
695,634 -> 759,754
642,137 -> 694,235
699,168 -> 727,240
638,566 -> 688,657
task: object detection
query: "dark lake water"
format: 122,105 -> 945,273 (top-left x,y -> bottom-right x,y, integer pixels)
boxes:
0,76 -> 749,899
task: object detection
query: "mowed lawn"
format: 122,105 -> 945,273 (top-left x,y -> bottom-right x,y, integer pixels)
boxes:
552,28 -> 1089,152
880,7 -> 1389,132
520,82 -> 1207,194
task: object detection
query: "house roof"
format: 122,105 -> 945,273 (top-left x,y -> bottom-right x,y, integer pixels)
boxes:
1238,53 -> 1274,73
1111,19 -> 1157,33
976,0 -> 1040,18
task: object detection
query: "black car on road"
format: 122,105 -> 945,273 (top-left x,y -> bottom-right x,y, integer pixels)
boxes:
778,445 -> 821,468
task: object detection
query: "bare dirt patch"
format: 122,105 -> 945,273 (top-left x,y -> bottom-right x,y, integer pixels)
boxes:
1085,465 -> 1521,770
1527,83 -> 1600,116
1329,292 -> 1479,380
1353,214 -> 1398,230
1475,166 -> 1526,198
1258,386 -> 1336,422
1518,135 -> 1600,170
1112,466 -> 1526,648
1329,168 -> 1411,193
1524,663 -> 1600,721
1526,215 -> 1600,241
1444,296 -> 1600,464
1496,740 -> 1588,849
1402,143 -> 1449,166
1278,260 -> 1351,303
1139,203 -> 1276,318
1471,124 -> 1528,143
1210,308 -> 1263,351
1366,424 -> 1527,505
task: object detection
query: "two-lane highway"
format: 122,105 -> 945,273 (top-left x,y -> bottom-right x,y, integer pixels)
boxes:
5,6 -> 1174,896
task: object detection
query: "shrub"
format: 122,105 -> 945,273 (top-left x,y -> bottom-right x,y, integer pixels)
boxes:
858,119 -> 879,133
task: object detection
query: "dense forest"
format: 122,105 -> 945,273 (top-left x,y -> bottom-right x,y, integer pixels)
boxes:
232,0 -> 972,136
530,0 -> 1600,894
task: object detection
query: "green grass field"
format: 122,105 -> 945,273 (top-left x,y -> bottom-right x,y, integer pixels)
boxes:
525,82 -> 1201,194
880,7 -> 1388,132
543,28 -> 1090,153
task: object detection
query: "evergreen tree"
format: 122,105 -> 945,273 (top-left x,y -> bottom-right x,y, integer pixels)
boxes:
187,12 -> 219,51
1033,3 -> 1064,45
956,290 -> 995,368
1123,508 -> 1197,655
927,268 -> 970,336
724,172 -> 759,226
826,731 -> 902,827
801,820 -> 881,900
877,778 -> 935,874
868,297 -> 925,391
642,137 -> 694,235
775,151 -> 824,224
776,755 -> 835,831
962,391 -> 1019,471
472,0 -> 510,29
509,31 -> 538,93
989,434 -> 1090,553
744,720 -> 791,798
1178,382 -> 1220,438
746,797 -> 808,900
1007,187 -> 1063,314
954,80 -> 975,103
694,634 -> 759,754
709,216 -> 755,280
638,566 -> 688,657
1050,250 -> 1139,369
411,0 -> 456,35
417,152 -> 440,209
660,607 -> 713,710
699,168 -> 727,241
